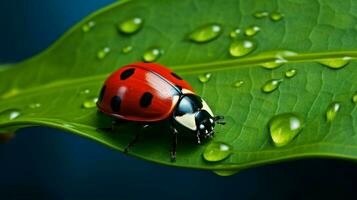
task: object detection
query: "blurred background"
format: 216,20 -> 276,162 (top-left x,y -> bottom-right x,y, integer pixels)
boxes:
0,0 -> 356,199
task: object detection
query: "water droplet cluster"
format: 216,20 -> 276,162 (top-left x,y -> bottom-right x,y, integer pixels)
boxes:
4,9 -> 354,171
254,11 -> 284,21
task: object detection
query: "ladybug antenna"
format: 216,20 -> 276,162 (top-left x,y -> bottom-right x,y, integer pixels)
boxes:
213,115 -> 226,125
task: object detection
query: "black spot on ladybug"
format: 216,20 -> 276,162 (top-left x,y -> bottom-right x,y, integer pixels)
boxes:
140,92 -> 153,108
120,68 -> 135,80
98,85 -> 106,103
175,85 -> 182,91
171,72 -> 182,80
110,96 -> 121,112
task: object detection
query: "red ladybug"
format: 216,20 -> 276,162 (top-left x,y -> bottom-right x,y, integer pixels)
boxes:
97,62 -> 225,161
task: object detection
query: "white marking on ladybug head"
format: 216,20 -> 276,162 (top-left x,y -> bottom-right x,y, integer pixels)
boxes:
199,124 -> 205,130
181,88 -> 194,94
174,113 -> 196,131
201,99 -> 214,117
172,95 -> 180,107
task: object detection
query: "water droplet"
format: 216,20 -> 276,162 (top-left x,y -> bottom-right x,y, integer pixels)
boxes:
117,17 -> 143,35
229,39 -> 257,57
188,24 -> 222,43
122,45 -> 133,54
326,102 -> 341,122
80,89 -> 91,95
232,80 -> 244,88
63,123 -> 75,129
142,47 -> 163,62
318,57 -> 350,69
28,103 -> 41,109
213,170 -> 240,176
82,97 -> 98,108
269,113 -> 304,147
352,92 -> 357,104
285,69 -> 297,78
261,79 -> 283,93
229,28 -> 241,39
270,12 -> 284,21
0,109 -> 21,120
260,59 -> 285,69
258,50 -> 297,63
244,25 -> 260,36
198,73 -> 212,83
82,21 -> 95,32
97,47 -> 110,59
254,11 -> 269,19
203,142 -> 232,162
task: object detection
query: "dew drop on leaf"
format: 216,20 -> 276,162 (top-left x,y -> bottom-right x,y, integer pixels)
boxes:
122,45 -> 133,54
270,12 -> 284,21
117,17 -> 143,35
232,80 -> 244,88
258,50 -> 297,64
28,103 -> 41,109
326,102 -> 341,122
244,25 -> 260,36
261,79 -> 283,93
82,21 -> 95,32
229,28 -> 241,39
285,69 -> 297,78
212,170 -> 240,176
80,89 -> 91,95
202,141 -> 232,162
353,92 -> 357,104
253,11 -> 269,19
229,39 -> 257,57
142,47 -> 163,62
198,73 -> 212,83
188,24 -> 222,43
260,59 -> 285,69
318,57 -> 350,69
82,97 -> 98,108
97,47 -> 110,59
269,113 -> 304,147
0,109 -> 21,120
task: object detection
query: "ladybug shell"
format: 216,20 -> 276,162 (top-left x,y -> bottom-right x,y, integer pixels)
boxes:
97,62 -> 194,122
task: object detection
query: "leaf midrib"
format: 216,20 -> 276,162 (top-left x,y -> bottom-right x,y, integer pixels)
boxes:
1,50 -> 357,102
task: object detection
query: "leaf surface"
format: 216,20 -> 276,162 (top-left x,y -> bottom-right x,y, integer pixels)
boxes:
1,0 -> 357,170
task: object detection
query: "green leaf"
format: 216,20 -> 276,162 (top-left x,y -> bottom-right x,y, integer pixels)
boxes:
1,0 -> 357,171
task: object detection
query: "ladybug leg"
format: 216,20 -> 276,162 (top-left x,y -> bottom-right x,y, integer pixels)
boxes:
124,124 -> 149,153
170,128 -> 178,162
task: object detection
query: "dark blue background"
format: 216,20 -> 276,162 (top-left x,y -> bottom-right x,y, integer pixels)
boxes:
0,1 -> 356,199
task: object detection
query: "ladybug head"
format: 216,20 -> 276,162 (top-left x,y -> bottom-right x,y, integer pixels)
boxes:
173,94 -> 225,144
195,110 -> 225,144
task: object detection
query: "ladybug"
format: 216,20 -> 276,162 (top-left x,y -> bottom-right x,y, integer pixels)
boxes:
97,62 -> 225,161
